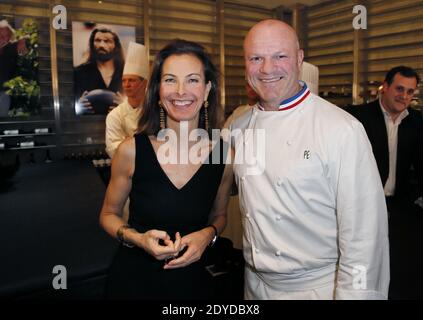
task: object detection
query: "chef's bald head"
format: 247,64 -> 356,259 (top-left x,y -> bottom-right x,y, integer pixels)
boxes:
244,19 -> 300,53
243,19 -> 304,110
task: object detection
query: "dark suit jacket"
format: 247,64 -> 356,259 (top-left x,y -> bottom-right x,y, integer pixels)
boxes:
345,100 -> 423,202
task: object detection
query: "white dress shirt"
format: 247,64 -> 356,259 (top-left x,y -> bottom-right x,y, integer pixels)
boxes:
230,92 -> 390,300
105,100 -> 142,158
379,100 -> 409,196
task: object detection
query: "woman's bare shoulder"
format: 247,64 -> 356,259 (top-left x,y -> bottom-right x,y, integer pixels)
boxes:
115,137 -> 136,161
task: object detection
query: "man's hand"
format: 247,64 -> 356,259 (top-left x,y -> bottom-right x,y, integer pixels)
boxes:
78,91 -> 94,114
113,92 -> 124,105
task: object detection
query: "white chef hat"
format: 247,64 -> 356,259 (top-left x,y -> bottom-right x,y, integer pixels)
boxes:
300,61 -> 319,95
123,42 -> 149,80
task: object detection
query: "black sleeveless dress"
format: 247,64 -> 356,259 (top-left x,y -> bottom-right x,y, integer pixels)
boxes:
106,134 -> 226,299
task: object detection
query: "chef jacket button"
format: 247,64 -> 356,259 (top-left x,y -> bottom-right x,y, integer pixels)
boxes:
286,140 -> 292,146
276,179 -> 282,186
246,213 -> 250,219
255,248 -> 260,253
275,215 -> 281,221
241,176 -> 246,181
275,250 -> 281,256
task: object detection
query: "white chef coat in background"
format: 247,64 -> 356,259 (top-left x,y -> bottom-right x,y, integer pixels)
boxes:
105,100 -> 142,158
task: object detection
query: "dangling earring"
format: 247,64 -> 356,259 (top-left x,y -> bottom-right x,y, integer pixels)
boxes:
203,100 -> 209,132
159,101 -> 166,130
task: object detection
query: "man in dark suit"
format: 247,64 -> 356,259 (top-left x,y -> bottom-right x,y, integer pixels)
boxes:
347,66 -> 422,209
346,66 -> 423,299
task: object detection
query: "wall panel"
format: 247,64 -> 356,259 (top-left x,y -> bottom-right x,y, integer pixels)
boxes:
305,0 -> 423,111
362,0 -> 423,108
306,0 -> 354,107
223,2 -> 272,114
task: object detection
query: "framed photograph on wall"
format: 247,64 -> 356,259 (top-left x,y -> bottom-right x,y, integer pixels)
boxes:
0,16 -> 40,118
72,21 -> 135,115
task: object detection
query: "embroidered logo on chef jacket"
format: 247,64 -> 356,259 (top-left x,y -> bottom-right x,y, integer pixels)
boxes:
303,150 -> 311,160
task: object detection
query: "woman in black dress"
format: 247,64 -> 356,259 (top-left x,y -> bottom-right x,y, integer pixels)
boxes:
99,39 -> 234,299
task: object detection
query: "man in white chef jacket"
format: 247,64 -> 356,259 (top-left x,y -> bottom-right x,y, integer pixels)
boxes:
105,42 -> 149,158
230,19 -> 390,299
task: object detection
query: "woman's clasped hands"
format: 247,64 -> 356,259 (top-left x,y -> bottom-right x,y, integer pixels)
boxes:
134,228 -> 213,269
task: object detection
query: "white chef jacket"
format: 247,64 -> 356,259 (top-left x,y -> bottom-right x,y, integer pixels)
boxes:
223,104 -> 254,129
105,100 -> 142,158
230,91 -> 390,300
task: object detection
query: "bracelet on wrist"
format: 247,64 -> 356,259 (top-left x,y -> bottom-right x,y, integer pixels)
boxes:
116,224 -> 135,248
206,224 -> 218,247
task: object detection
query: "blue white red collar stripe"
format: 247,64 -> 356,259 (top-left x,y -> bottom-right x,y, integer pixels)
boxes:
258,81 -> 310,111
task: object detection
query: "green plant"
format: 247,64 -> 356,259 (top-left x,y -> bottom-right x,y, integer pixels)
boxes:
3,18 -> 40,117
15,18 -> 39,80
4,76 -> 40,116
